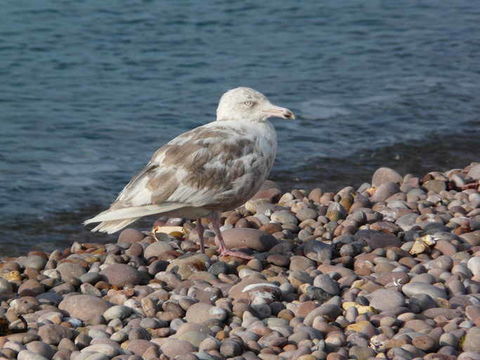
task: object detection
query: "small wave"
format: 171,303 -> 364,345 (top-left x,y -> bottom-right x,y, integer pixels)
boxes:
299,99 -> 351,120
351,94 -> 398,105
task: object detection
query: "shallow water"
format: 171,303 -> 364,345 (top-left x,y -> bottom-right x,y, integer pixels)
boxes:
1,1 -> 480,255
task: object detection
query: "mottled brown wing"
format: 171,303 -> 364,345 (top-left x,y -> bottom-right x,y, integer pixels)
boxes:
109,123 -> 262,210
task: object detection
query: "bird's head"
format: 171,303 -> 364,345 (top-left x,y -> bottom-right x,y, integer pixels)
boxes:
216,87 -> 295,122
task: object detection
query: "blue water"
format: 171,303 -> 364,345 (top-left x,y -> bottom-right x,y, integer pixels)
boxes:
1,1 -> 480,254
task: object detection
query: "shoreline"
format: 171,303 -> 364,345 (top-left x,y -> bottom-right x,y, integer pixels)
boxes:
0,163 -> 479,359
2,128 -> 480,257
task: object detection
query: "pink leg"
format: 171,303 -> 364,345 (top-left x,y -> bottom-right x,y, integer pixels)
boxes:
196,219 -> 205,253
210,212 -> 252,259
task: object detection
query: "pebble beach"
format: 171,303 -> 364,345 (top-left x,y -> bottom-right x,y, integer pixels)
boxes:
1,163 -> 480,360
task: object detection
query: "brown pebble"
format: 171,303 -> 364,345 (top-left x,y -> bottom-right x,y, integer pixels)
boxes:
412,334 -> 437,351
118,228 -> 145,244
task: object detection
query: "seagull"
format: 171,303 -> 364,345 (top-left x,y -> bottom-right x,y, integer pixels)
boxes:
84,87 -> 295,258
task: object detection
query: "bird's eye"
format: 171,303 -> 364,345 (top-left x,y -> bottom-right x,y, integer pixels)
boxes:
243,101 -> 255,107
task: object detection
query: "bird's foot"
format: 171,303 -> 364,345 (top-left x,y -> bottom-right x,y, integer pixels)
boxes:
218,248 -> 253,260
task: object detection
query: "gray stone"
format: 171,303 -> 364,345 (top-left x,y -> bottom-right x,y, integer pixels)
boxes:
220,339 -> 243,357
208,261 -> 229,276
222,228 -> 278,251
459,352 -> 480,360
38,324 -> 75,345
80,344 -> 120,357
313,274 -> 339,295
372,167 -> 403,187
349,345 -> 376,360
271,210 -> 298,225
468,257 -> 480,277
17,350 -> 49,360
176,330 -> 209,347
59,294 -> 111,323
304,303 -> 342,325
144,241 -> 174,259
103,305 -> 132,321
409,294 -> 437,311
74,332 -> 92,348
369,289 -> 405,311
126,339 -> 158,357
463,327 -> 480,352
74,352 -> 109,360
461,231 -> 480,246
117,228 -> 145,244
306,286 -> 332,302
79,272 -> 102,284
18,279 -> 45,297
199,337 -> 220,352
290,256 -> 315,271
80,283 -> 102,297
396,213 -> 419,231
411,273 -> 435,284
371,182 -> 400,202
185,303 -> 227,323
326,202 -> 347,221
3,340 -> 25,352
26,341 -> 55,359
58,338 -> 76,351
428,255 -> 453,271
423,180 -> 447,193
160,339 -> 195,358
355,230 -> 401,249
11,296 -> 40,314
140,317 -> 166,329
166,253 -> 210,280
402,282 -> 447,300
57,262 -> 86,282
288,271 -> 313,287
439,333 -> 458,347
468,164 -> 480,180
303,240 -> 332,263
0,278 -> 13,294
24,255 -> 48,271
101,263 -> 145,287
296,208 -> 318,221
229,277 -> 281,302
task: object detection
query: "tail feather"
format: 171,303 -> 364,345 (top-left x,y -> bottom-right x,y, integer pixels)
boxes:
84,202 -> 186,234
84,203 -> 185,224
91,217 -> 140,234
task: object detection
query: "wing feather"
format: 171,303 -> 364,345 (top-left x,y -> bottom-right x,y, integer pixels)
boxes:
87,120 -> 276,225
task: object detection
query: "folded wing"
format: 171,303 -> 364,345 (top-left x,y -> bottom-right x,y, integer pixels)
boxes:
84,122 -> 269,233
